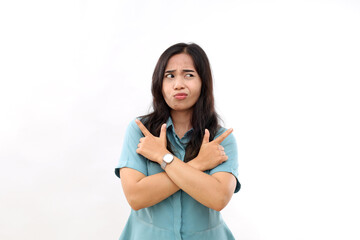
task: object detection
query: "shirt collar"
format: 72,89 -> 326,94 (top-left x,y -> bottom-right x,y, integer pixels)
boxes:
166,117 -> 174,130
165,116 -> 194,141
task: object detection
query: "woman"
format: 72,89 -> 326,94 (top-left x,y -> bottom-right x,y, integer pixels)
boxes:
115,43 -> 241,239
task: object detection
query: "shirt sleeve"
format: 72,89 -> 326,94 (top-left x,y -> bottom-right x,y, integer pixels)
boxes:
114,119 -> 148,178
209,128 -> 241,193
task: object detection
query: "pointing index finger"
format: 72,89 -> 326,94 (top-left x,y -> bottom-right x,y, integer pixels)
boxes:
213,128 -> 233,144
135,119 -> 151,137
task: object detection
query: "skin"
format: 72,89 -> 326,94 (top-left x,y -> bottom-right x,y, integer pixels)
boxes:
162,53 -> 202,138
120,53 -> 237,211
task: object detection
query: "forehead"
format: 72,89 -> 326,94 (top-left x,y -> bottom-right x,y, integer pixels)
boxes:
165,53 -> 195,70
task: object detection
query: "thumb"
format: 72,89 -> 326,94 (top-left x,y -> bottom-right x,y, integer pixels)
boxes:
202,129 -> 210,144
159,123 -> 167,145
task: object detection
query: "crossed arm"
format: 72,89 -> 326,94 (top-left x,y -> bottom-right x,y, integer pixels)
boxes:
119,120 -> 237,211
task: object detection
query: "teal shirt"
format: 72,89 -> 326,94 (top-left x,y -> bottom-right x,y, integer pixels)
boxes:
115,117 -> 241,240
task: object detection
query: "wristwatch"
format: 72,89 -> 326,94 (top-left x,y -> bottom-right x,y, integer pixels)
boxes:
161,153 -> 174,170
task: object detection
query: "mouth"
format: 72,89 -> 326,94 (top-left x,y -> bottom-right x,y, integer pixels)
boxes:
174,93 -> 188,100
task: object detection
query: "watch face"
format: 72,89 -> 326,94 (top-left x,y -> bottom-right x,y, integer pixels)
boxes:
164,153 -> 174,163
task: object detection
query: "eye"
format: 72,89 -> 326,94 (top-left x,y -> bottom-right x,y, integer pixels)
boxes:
165,74 -> 174,78
185,73 -> 194,78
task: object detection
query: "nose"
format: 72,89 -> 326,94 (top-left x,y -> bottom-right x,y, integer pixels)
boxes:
173,76 -> 185,90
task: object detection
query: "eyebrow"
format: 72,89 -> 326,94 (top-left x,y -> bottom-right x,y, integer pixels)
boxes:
165,69 -> 195,73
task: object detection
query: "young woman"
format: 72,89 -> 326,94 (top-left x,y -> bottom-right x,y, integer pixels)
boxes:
115,43 -> 241,240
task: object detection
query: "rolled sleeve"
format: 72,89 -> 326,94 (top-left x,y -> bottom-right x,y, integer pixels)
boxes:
115,119 -> 148,178
209,128 -> 241,193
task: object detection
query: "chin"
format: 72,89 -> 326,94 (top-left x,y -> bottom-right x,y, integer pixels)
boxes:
170,105 -> 194,112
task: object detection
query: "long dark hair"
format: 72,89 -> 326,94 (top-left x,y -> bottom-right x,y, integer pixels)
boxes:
141,43 -> 221,162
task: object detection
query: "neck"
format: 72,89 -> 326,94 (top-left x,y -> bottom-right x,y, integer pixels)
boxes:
170,109 -> 193,138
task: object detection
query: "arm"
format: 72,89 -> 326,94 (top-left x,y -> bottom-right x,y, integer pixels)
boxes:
162,157 -> 237,211
130,120 -> 236,211
120,160 -> 202,211
155,128 -> 236,211
121,161 -> 236,211
120,169 -> 178,211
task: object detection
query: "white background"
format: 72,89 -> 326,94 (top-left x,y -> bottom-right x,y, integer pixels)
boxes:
1,0 -> 359,239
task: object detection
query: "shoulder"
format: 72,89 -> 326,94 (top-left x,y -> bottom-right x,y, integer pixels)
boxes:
124,118 -> 144,139
127,118 -> 139,129
215,127 -> 227,136
214,127 -> 237,146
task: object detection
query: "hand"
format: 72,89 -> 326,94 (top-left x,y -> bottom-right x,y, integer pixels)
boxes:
192,128 -> 233,171
135,119 -> 169,164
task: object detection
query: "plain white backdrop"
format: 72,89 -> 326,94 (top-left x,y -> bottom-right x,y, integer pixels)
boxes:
1,0 -> 359,239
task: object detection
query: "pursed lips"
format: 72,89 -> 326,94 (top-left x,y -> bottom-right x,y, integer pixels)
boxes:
174,93 -> 188,100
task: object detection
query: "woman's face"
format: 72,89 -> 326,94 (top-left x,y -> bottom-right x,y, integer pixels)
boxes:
162,53 -> 202,113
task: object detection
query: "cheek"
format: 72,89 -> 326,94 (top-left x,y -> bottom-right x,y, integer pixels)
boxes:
193,82 -> 202,99
162,84 -> 170,100
161,83 -> 166,97
194,91 -> 201,103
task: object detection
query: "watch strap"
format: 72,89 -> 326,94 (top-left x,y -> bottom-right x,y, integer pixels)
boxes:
161,161 -> 167,170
